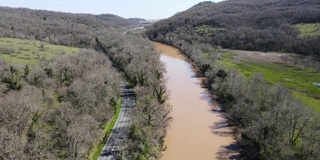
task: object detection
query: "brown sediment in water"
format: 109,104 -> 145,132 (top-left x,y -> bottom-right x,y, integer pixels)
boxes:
152,42 -> 239,160
152,42 -> 186,61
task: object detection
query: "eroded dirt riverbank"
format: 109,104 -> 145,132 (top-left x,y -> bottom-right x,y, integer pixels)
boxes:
152,42 -> 238,160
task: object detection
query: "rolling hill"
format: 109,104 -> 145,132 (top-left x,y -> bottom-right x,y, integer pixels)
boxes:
146,0 -> 320,57
0,6 -> 147,48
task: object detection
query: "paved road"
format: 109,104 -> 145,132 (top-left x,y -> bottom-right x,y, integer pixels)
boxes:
95,43 -> 135,160
98,79 -> 135,160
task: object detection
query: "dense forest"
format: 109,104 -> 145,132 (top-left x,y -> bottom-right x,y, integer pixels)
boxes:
0,6 -> 146,48
0,6 -> 169,159
0,50 -> 121,159
146,0 -> 320,159
146,0 -> 320,57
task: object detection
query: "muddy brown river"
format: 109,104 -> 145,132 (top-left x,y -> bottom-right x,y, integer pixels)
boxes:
152,42 -> 238,160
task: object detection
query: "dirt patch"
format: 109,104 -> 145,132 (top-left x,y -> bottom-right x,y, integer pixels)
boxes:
231,50 -> 320,70
232,50 -> 291,64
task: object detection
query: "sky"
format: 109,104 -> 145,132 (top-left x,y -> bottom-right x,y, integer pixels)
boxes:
0,0 -> 225,20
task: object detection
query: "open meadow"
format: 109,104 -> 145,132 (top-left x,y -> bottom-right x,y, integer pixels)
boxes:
0,37 -> 78,64
222,50 -> 320,111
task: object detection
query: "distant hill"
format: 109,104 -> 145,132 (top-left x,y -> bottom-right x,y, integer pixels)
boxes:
96,14 -> 142,26
0,6 -> 146,48
146,0 -> 320,57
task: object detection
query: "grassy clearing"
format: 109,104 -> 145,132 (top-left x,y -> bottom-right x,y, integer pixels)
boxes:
221,52 -> 234,59
294,23 -> 320,37
90,98 -> 122,160
0,37 -> 79,64
293,92 -> 320,112
222,53 -> 320,111
194,25 -> 225,36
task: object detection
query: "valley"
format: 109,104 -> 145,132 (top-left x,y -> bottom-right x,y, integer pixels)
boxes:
1,0 -> 320,159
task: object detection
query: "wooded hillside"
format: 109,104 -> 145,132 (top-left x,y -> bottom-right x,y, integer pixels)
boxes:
0,49 -> 121,159
147,0 -> 320,57
0,6 -> 144,48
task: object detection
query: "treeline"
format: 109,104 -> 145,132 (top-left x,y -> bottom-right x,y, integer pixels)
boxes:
208,63 -> 320,159
217,72 -> 320,159
146,0 -> 320,57
0,50 -> 120,159
151,30 -> 320,159
0,6 -> 142,48
97,29 -> 171,159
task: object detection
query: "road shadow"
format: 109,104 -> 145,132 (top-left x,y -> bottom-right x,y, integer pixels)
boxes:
100,149 -> 118,157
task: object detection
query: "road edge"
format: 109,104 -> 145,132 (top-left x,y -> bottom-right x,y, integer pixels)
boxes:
90,98 -> 122,160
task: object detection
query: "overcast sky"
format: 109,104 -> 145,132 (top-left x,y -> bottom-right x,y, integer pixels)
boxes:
0,0 -> 224,19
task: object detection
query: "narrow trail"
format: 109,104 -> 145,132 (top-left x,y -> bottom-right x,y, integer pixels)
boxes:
152,42 -> 239,160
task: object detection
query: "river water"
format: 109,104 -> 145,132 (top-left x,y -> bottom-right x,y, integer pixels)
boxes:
152,42 -> 238,160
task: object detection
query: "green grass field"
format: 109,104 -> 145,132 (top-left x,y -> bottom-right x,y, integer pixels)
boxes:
0,37 -> 79,64
222,53 -> 320,111
294,23 -> 320,37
